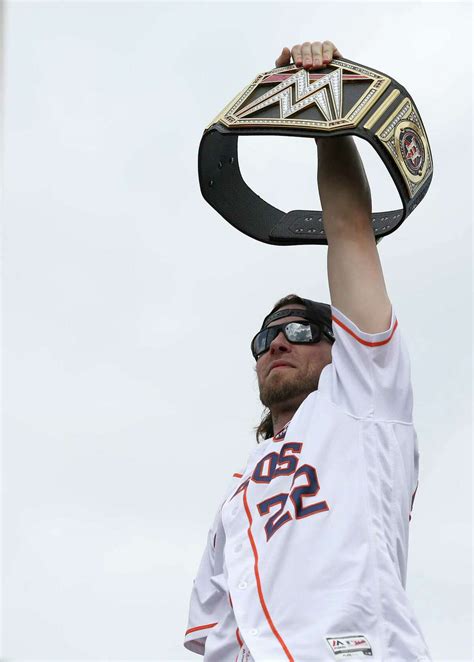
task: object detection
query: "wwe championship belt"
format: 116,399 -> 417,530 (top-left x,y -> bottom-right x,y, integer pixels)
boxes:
198,58 -> 433,245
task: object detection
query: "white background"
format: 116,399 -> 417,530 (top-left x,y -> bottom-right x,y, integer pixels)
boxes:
1,1 -> 472,661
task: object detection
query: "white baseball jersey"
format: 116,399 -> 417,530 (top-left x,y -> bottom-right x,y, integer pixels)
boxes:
184,306 -> 431,661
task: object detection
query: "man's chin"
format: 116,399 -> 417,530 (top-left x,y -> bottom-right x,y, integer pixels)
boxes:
259,376 -> 314,409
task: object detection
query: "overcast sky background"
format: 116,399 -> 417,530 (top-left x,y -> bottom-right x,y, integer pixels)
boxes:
1,1 -> 472,661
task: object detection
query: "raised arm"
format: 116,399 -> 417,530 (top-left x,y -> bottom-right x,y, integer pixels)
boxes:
317,135 -> 392,333
275,41 -> 392,334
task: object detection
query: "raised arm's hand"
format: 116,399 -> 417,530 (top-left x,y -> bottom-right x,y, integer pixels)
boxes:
275,41 -> 342,69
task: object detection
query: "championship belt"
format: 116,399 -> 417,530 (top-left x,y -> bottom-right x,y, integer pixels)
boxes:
198,58 -> 433,245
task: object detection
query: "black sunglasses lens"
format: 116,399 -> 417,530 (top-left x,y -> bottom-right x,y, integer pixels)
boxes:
285,322 -> 317,342
252,328 -> 270,358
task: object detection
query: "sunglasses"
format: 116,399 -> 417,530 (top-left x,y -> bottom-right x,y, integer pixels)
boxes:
251,321 -> 334,360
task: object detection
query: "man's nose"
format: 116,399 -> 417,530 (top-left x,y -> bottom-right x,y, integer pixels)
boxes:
269,330 -> 291,353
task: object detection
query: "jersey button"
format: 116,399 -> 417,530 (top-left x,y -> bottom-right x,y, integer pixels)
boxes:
234,543 -> 242,553
232,507 -> 239,517
250,628 -> 259,636
238,581 -> 248,590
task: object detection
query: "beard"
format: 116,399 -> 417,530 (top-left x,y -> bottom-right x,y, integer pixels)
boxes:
258,368 -> 319,409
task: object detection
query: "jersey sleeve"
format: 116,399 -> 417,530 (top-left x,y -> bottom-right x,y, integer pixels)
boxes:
317,305 -> 413,421
183,518 -> 229,655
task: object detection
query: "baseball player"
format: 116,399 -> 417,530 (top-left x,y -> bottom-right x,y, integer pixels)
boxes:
184,41 -> 431,661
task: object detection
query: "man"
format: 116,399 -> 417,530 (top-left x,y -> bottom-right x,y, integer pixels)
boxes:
184,41 -> 431,661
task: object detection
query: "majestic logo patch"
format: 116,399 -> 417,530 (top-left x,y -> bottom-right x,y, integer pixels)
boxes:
237,644 -> 253,661
399,126 -> 425,175
326,634 -> 373,657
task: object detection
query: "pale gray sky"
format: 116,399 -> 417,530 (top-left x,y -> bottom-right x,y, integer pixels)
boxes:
1,1 -> 472,661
